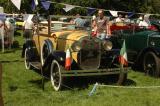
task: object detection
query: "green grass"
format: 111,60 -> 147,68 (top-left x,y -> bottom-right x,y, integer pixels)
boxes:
1,32 -> 160,106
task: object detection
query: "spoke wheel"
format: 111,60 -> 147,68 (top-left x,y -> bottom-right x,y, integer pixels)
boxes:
24,48 -> 31,70
143,52 -> 160,77
50,60 -> 63,91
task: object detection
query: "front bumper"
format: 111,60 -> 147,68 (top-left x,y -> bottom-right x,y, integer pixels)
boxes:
61,67 -> 129,77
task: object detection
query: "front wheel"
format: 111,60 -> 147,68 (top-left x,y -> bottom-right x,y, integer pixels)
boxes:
143,52 -> 160,77
50,60 -> 63,91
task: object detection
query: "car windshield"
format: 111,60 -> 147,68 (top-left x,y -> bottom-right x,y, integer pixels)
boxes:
49,15 -> 91,32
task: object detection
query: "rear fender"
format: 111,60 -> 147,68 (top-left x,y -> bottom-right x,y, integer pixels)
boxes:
22,40 -> 36,58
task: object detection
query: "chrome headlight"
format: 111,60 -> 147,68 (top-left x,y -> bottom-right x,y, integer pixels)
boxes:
103,40 -> 113,51
71,41 -> 81,52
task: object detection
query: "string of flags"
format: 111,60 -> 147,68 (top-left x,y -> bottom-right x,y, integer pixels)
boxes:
109,11 -> 118,17
9,0 -> 160,17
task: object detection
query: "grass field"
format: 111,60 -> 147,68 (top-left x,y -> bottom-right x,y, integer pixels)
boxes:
1,33 -> 160,106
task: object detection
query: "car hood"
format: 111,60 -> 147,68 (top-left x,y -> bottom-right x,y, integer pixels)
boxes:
54,30 -> 89,41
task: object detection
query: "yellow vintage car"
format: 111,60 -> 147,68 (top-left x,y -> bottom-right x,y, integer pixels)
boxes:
22,15 -> 128,91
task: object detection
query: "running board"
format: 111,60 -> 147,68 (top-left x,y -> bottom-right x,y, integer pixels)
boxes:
30,62 -> 42,70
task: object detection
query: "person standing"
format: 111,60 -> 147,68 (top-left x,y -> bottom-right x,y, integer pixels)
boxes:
23,15 -> 34,41
5,18 -> 15,48
93,9 -> 111,40
0,19 -> 4,52
91,15 -> 97,37
74,14 -> 85,27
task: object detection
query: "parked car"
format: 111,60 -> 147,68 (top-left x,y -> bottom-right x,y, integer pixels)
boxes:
110,20 -> 160,77
22,15 -> 128,91
15,17 -> 23,30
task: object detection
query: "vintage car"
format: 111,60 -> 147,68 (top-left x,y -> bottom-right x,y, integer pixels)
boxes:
110,20 -> 160,77
15,19 -> 23,30
22,15 -> 128,91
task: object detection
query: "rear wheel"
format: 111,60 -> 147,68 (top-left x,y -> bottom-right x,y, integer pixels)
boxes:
50,60 -> 63,91
143,52 -> 160,77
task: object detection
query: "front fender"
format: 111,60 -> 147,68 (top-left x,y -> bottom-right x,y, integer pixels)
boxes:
136,47 -> 160,64
43,51 -> 66,68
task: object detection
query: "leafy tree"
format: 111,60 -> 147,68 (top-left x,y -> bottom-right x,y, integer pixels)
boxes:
0,0 -> 160,15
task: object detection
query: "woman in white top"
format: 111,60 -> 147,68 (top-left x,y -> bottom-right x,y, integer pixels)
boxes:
23,16 -> 34,41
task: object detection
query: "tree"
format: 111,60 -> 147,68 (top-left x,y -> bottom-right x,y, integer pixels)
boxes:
0,0 -> 160,14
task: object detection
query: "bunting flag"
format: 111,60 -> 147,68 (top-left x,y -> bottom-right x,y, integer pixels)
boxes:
23,14 -> 34,21
87,8 -> 96,16
119,40 -> 128,66
35,0 -> 39,5
41,0 -> 51,10
65,48 -> 72,70
11,0 -> 21,10
27,0 -> 160,18
128,12 -> 135,18
109,10 -> 118,17
63,4 -> 75,12
31,0 -> 39,11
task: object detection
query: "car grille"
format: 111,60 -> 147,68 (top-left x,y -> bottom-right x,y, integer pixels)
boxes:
78,38 -> 101,70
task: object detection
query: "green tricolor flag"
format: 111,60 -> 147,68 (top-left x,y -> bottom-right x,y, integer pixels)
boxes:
119,40 -> 128,66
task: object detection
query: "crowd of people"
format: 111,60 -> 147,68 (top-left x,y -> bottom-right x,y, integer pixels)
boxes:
0,10 -> 153,52
0,14 -> 35,52
90,10 -> 151,40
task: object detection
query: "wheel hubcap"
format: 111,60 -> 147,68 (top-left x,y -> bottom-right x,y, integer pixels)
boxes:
145,54 -> 156,76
